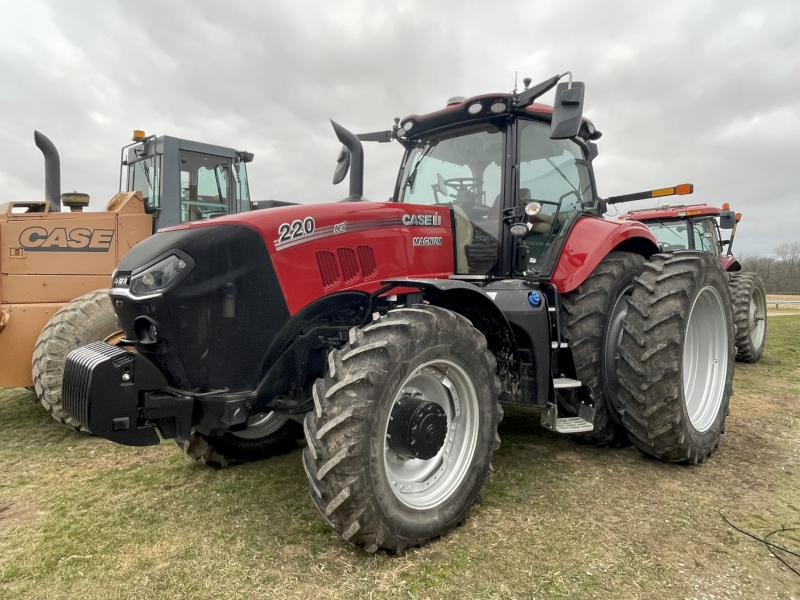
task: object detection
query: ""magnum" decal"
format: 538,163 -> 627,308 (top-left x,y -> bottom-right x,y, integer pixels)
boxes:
19,227 -> 115,252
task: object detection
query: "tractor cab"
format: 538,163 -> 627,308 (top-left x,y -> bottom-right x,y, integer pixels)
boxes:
621,203 -> 741,269
343,74 -> 605,281
121,131 -> 254,230
393,105 -> 598,277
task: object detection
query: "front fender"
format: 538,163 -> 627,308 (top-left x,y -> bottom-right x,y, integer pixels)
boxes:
381,278 -> 518,363
551,218 -> 659,293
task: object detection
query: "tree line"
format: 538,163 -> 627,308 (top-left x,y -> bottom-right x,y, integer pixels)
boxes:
738,242 -> 800,295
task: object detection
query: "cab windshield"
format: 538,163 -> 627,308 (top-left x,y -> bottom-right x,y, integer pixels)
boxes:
646,219 -> 718,253
397,123 -> 504,274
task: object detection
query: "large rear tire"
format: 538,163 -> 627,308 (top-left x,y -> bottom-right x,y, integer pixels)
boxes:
616,252 -> 735,463
32,289 -> 122,431
729,272 -> 767,363
560,251 -> 645,445
303,305 -> 502,553
182,414 -> 302,467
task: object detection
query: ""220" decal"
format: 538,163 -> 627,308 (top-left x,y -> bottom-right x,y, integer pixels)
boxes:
277,217 -> 315,244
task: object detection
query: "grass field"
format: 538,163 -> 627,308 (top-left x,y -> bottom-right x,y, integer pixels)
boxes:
1,316 -> 799,599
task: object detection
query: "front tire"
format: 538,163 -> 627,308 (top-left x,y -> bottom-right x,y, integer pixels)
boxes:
32,289 -> 122,431
182,413 -> 302,467
303,305 -> 502,553
616,252 -> 735,463
729,272 -> 767,363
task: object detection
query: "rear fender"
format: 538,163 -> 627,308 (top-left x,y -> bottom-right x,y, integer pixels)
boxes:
551,218 -> 659,293
720,256 -> 741,271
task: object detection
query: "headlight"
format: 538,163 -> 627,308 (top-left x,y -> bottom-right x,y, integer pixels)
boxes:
129,254 -> 189,297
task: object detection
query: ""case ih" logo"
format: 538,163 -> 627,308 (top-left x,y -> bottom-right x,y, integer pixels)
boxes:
18,227 -> 115,252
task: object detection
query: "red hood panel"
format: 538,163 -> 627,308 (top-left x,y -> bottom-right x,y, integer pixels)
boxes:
166,202 -> 455,315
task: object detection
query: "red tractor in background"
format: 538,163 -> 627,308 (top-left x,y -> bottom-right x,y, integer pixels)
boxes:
59,73 -> 735,554
620,203 -> 766,362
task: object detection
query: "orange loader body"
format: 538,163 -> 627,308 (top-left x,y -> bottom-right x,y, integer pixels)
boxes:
0,192 -> 151,387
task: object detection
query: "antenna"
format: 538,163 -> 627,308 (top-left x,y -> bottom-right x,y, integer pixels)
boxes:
513,71 -> 518,94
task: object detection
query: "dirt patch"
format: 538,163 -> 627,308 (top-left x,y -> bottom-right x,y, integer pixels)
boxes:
0,500 -> 46,530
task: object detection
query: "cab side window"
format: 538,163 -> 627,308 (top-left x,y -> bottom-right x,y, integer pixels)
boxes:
180,151 -> 232,223
517,120 -> 595,268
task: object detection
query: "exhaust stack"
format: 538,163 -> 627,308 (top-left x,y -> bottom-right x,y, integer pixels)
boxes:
330,120 -> 364,200
33,131 -> 61,211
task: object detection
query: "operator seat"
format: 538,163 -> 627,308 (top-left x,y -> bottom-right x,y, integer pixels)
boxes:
452,205 -> 474,274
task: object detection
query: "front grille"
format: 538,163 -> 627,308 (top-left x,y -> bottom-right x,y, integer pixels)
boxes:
63,342 -> 129,427
337,247 -> 359,282
357,245 -> 377,279
316,250 -> 342,288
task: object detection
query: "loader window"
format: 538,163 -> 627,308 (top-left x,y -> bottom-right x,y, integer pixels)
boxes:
180,151 -> 232,223
235,160 -> 251,213
397,123 -> 504,274
127,155 -> 161,211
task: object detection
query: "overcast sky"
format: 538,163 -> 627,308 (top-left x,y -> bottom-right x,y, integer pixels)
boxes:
1,0 -> 797,256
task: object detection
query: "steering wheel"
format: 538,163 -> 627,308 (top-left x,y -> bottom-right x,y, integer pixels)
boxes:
436,174 -> 482,201
439,176 -> 481,195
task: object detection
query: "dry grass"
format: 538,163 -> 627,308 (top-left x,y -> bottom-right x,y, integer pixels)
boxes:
1,316 -> 799,599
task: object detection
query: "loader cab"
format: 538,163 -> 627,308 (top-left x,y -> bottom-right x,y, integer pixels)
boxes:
122,134 -> 253,230
393,96 -> 599,277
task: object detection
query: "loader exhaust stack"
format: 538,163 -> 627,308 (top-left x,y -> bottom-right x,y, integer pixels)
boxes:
33,130 -> 61,212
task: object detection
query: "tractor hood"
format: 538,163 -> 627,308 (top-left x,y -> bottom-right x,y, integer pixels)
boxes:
110,201 -> 455,393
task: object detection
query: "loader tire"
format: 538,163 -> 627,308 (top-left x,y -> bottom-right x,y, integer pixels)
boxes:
616,252 -> 735,463
560,251 -> 645,445
182,414 -> 302,467
729,272 -> 767,363
32,289 -> 122,431
303,305 -> 502,554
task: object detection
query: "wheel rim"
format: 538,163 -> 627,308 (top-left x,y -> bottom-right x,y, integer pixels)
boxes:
382,359 -> 479,510
604,283 -> 634,404
231,412 -> 289,439
682,286 -> 728,432
749,285 -> 766,349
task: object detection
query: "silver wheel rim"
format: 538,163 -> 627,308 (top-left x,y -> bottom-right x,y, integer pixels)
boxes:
230,411 -> 289,439
605,283 -> 634,402
682,286 -> 728,432
383,359 -> 479,510
749,285 -> 766,348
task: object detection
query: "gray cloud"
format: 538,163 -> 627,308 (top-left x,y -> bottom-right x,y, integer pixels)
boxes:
1,0 -> 797,255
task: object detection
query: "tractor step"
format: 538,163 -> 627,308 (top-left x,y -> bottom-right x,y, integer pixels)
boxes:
553,377 -> 581,389
541,401 -> 595,434
553,417 -> 594,433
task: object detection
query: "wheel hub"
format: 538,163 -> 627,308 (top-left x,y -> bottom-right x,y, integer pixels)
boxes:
387,396 -> 448,460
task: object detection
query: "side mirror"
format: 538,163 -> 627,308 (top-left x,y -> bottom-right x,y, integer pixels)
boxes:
332,145 -> 350,185
719,210 -> 736,229
550,81 -> 585,140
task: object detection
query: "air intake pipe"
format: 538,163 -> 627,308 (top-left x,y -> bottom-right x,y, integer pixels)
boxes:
33,131 -> 61,211
330,120 -> 364,200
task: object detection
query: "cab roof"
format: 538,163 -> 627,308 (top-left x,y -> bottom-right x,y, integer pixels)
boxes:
399,92 -> 579,140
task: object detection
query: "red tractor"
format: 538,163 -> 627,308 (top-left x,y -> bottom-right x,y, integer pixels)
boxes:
60,73 -> 735,553
620,203 -> 766,362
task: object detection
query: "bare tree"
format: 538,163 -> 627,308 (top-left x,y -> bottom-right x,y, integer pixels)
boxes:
775,242 -> 800,266
739,245 -> 800,295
